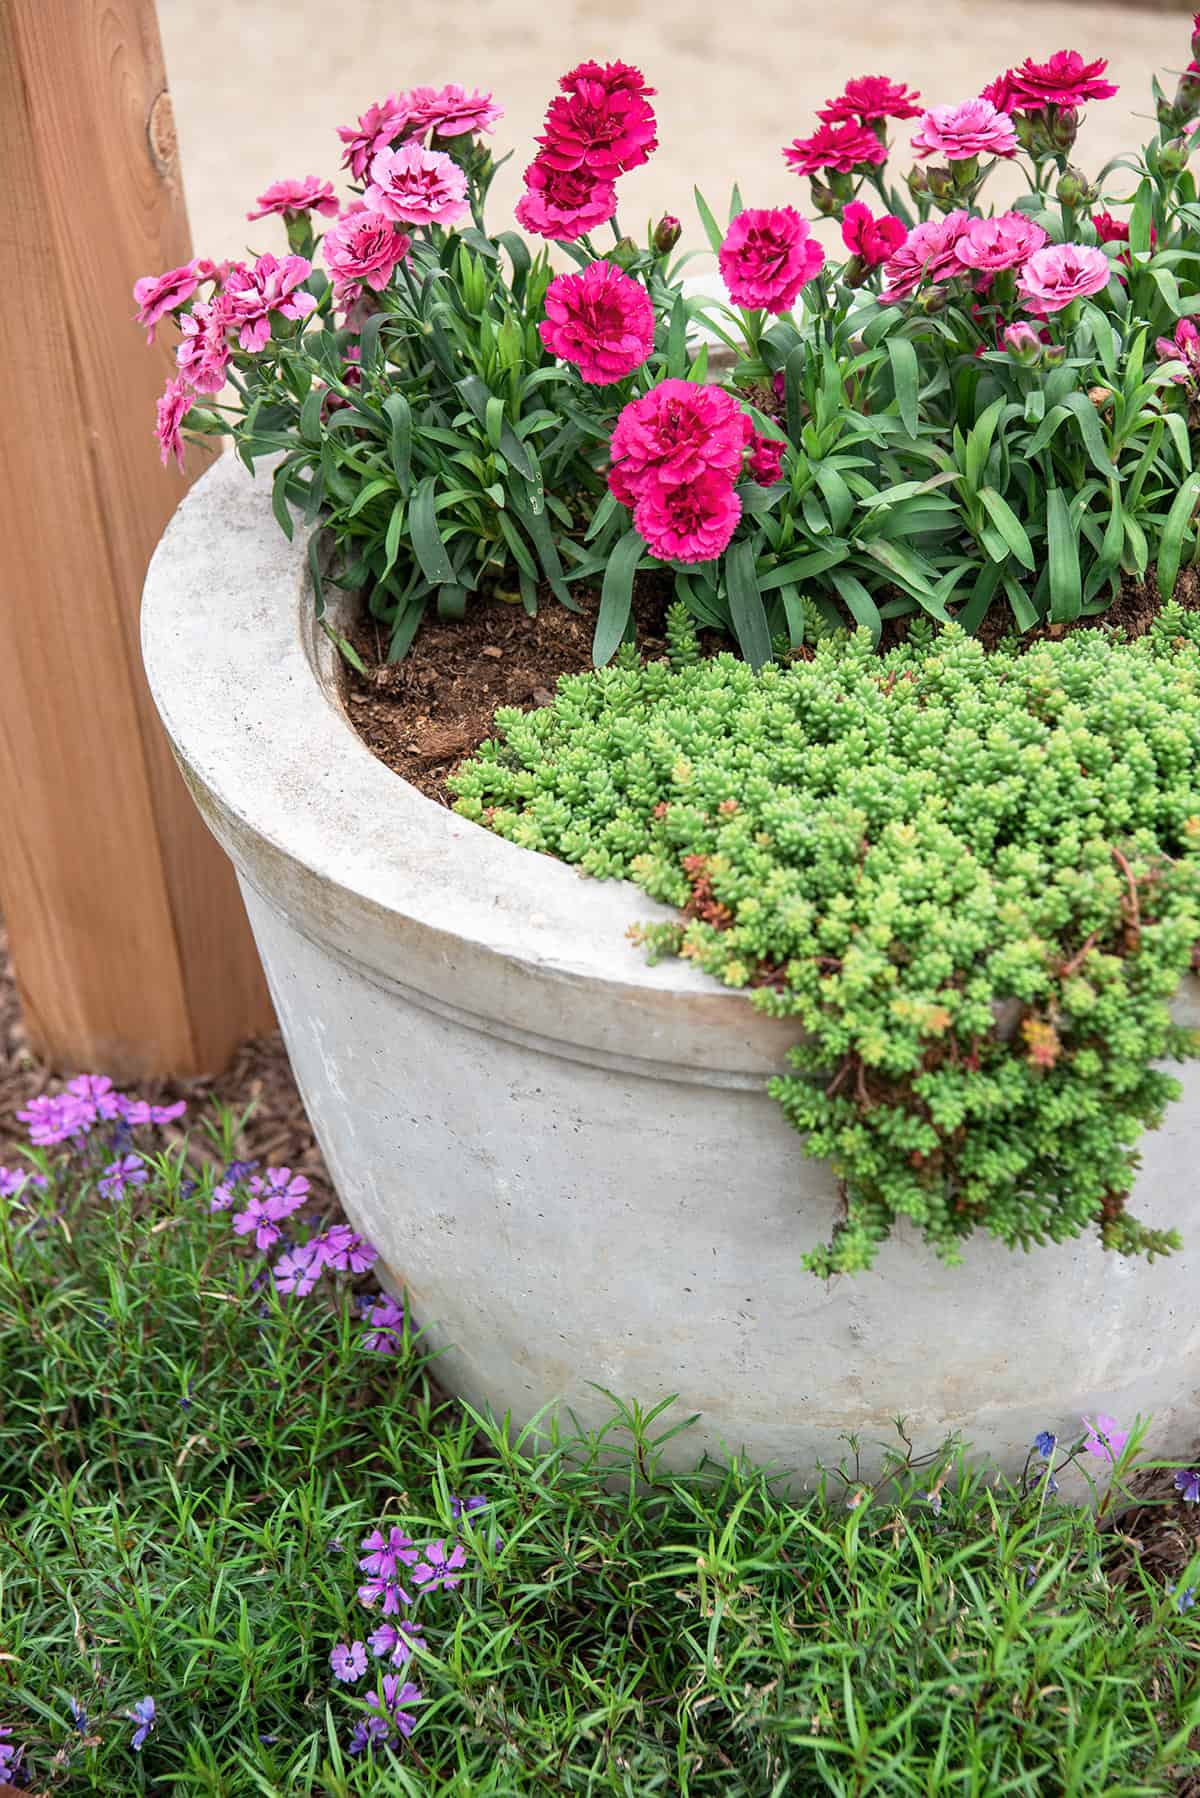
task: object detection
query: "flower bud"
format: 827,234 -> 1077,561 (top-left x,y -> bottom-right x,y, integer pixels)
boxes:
1176,68 -> 1200,120
653,214 -> 682,255
1002,321 -> 1043,365
917,287 -> 946,317
925,163 -> 955,201
848,331 -> 867,355
809,175 -> 839,216
610,235 -> 640,269
1048,106 -> 1079,153
1159,137 -> 1190,177
1055,165 -> 1097,207
905,164 -> 929,200
1042,342 -> 1066,368
841,254 -> 868,289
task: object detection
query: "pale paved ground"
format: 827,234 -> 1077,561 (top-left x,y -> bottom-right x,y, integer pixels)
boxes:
160,0 -> 1192,265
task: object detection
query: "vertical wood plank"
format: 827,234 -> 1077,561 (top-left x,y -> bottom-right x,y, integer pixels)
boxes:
0,0 -> 274,1076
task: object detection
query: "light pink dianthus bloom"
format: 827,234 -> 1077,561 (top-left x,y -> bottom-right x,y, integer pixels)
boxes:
539,260 -> 654,385
155,376 -> 191,471
175,296 -> 233,392
719,207 -> 825,314
133,263 -> 200,342
365,142 -> 469,227
818,75 -> 922,125
223,254 -> 317,351
608,379 -> 751,502
537,69 -> 657,178
247,176 -> 338,222
321,206 -> 411,305
514,158 -> 616,239
879,210 -> 972,302
1018,242 -> 1110,314
406,83 -> 502,138
338,95 -> 413,180
841,201 -> 906,270
954,211 -> 1047,273
911,98 -> 1018,161
1006,50 -> 1117,113
634,470 -> 743,564
783,119 -> 886,177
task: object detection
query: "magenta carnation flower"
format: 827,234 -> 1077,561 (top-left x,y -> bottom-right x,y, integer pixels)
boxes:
635,471 -> 742,564
539,260 -> 654,385
133,262 -> 200,342
719,207 -> 825,314
223,253 -> 316,351
1006,50 -> 1117,112
783,119 -> 887,176
608,379 -> 751,501
154,377 -> 191,471
559,60 -> 655,100
840,201 -> 906,270
406,83 -> 503,139
818,75 -> 922,124
911,98 -> 1017,161
247,176 -> 338,222
747,432 -> 786,485
1155,316 -> 1200,383
365,142 -> 469,227
879,211 -> 972,302
954,211 -> 1047,273
1018,242 -> 1111,314
175,296 -> 233,392
514,158 -> 617,240
322,205 -> 411,305
537,72 -> 657,178
338,94 -> 413,180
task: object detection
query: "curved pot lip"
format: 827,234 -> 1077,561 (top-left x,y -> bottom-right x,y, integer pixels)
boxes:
141,456 -> 802,1078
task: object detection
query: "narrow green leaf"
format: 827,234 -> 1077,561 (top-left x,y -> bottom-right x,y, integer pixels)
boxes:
829,569 -> 883,644
319,618 -> 368,674
456,375 -> 533,478
299,387 -> 324,447
410,476 -> 453,585
383,392 -> 412,494
1046,487 -> 1081,622
306,530 -> 326,619
1156,470 -> 1200,601
977,488 -> 1036,571
693,186 -> 725,255
382,499 -> 405,579
886,338 -> 919,438
271,462 -> 297,541
725,541 -> 772,670
667,295 -> 688,379
593,530 -> 644,666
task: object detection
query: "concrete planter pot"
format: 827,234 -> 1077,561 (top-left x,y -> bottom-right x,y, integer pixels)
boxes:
142,457 -> 1200,1481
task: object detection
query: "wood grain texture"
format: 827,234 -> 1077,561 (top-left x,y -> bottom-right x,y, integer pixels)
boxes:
0,0 -> 273,1075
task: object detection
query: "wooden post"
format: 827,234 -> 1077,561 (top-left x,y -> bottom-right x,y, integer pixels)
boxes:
0,0 -> 274,1076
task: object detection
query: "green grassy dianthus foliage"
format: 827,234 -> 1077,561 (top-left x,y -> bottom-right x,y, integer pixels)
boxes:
453,608 -> 1200,1276
2,1138 -> 1200,1794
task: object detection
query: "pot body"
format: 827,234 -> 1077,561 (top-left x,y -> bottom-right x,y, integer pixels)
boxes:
142,460 -> 1200,1483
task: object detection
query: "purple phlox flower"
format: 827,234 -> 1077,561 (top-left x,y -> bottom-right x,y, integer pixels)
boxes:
274,1241 -> 324,1297
330,1639 -> 368,1682
252,1167 -> 310,1219
232,1193 -> 284,1252
348,1714 -> 392,1755
367,1674 -> 423,1737
69,1698 -> 89,1733
368,1619 -> 426,1665
921,1488 -> 943,1516
1176,1584 -> 1197,1614
0,1166 -> 48,1202
180,1382 -> 194,1411
360,1293 -> 405,1353
450,1493 -> 488,1524
99,1154 -> 149,1200
127,1696 -> 157,1751
68,1074 -> 125,1120
116,1096 -> 188,1127
222,1158 -> 259,1184
1030,1463 -> 1059,1496
1175,1469 -> 1200,1505
210,1181 -> 236,1212
1023,1561 -> 1041,1590
314,1223 -> 378,1274
327,1536 -> 345,1555
1033,1431 -> 1057,1459
356,1573 -> 413,1614
18,1090 -> 95,1146
1081,1413 -> 1129,1465
359,1526 -> 419,1581
413,1538 -> 467,1592
0,1727 -> 21,1779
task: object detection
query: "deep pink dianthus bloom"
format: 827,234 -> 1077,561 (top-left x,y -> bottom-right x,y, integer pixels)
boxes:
1081,1413 -> 1128,1465
405,83 -> 502,138
155,377 -> 189,471
1155,316 -> 1200,383
911,98 -> 1017,161
365,142 -> 469,227
274,1242 -> 323,1296
175,296 -> 233,392
634,470 -> 743,565
954,211 -> 1047,273
719,207 -> 825,314
783,119 -> 887,176
537,76 -> 657,178
818,75 -> 923,124
247,176 -> 338,222
1006,50 -> 1117,112
315,1223 -> 379,1273
747,431 -> 787,485
224,254 -> 316,352
608,379 -> 751,499
841,201 -> 906,270
539,260 -> 654,384
133,262 -> 200,342
338,94 -> 413,180
321,206 -> 410,305
514,158 -> 617,239
559,60 -> 655,100
879,211 -> 972,302
979,71 -> 1020,114
330,1641 -> 367,1683
1091,210 -> 1129,244
413,1539 -> 468,1592
1018,241 -> 1111,314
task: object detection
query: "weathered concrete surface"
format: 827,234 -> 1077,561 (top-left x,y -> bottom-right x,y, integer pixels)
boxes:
142,459 -> 1200,1483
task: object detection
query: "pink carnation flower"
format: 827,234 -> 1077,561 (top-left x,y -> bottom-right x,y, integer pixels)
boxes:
911,98 -> 1017,161
783,119 -> 887,176
747,432 -> 787,485
879,211 -> 972,302
1006,51 -> 1117,113
537,73 -> 657,178
608,379 -> 751,501
247,176 -> 338,222
321,206 -> 411,305
539,260 -> 654,385
514,158 -> 617,240
1091,210 -> 1129,244
175,296 -> 233,392
818,75 -> 922,124
841,201 -> 906,270
223,253 -> 316,351
1155,316 -> 1200,384
406,83 -> 502,139
133,262 -> 200,342
954,211 -> 1048,273
634,470 -> 742,564
559,60 -> 655,100
155,375 -> 191,470
1018,242 -> 1111,314
365,142 -> 469,227
719,206 -> 825,314
337,95 -> 412,180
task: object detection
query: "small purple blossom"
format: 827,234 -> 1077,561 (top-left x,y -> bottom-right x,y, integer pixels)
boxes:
274,1241 -> 323,1297
222,1159 -> 259,1184
450,1493 -> 488,1524
69,1698 -> 89,1732
314,1224 -> 378,1274
0,1727 -> 21,1780
68,1074 -> 125,1120
921,1489 -> 943,1516
348,1714 -> 392,1755
232,1193 -> 284,1252
1175,1469 -> 1200,1505
0,1166 -> 48,1202
359,1526 -> 419,1581
99,1154 -> 149,1200
1030,1463 -> 1059,1496
367,1675 -> 423,1738
116,1096 -> 188,1127
18,1091 -> 95,1146
127,1696 -> 157,1751
1176,1585 -> 1197,1614
1033,1431 -> 1057,1459
210,1182 -> 236,1212
1081,1414 -> 1129,1466
356,1573 -> 413,1614
413,1538 -> 467,1593
330,1640 -> 368,1683
254,1167 -> 310,1218
360,1293 -> 405,1354
368,1619 -> 426,1665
